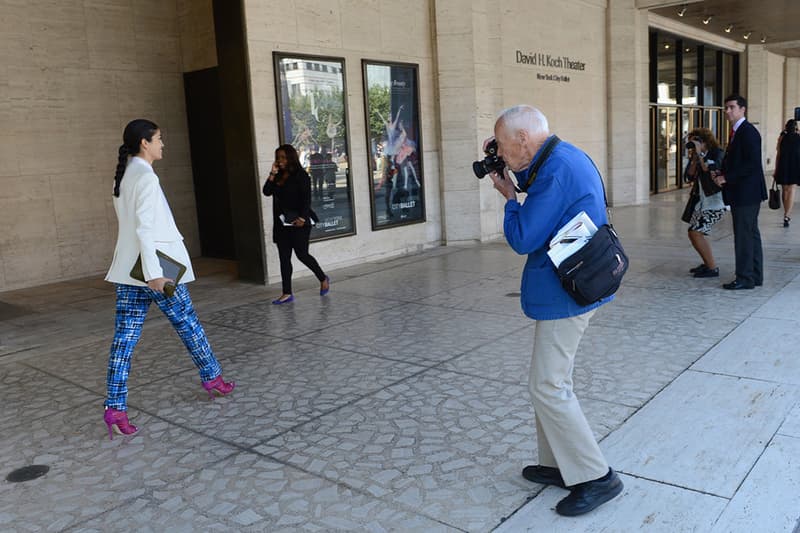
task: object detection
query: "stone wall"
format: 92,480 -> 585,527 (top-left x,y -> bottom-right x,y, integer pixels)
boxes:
0,0 -> 199,291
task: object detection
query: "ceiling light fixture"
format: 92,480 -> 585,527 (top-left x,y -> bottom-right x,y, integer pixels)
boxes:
760,35 -> 766,43
677,5 -> 687,17
743,32 -> 752,40
724,24 -> 733,33
702,15 -> 712,25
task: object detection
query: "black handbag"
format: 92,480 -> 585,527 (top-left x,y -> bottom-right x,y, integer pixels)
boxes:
556,224 -> 629,306
681,184 -> 700,223
769,180 -> 781,210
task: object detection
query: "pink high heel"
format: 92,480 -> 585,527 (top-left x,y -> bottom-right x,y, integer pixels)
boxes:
201,375 -> 235,399
103,407 -> 138,440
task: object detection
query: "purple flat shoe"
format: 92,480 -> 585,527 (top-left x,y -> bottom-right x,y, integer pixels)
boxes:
320,276 -> 330,296
272,294 -> 294,305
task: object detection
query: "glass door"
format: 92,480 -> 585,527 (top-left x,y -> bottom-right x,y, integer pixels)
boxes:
655,107 -> 679,192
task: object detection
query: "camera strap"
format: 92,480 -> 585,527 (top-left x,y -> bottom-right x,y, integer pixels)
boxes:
518,135 -> 561,193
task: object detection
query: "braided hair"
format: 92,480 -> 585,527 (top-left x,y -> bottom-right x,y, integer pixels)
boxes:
113,119 -> 159,197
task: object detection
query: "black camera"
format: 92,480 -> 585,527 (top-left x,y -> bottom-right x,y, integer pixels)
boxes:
472,139 -> 506,178
686,141 -> 696,151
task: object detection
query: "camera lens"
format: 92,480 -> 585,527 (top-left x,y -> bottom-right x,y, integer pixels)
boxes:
472,161 -> 488,179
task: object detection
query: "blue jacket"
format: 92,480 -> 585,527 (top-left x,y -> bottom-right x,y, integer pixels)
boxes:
504,137 -> 612,320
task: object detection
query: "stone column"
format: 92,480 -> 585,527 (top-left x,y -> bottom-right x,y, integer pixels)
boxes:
606,0 -> 650,206
784,58 -> 800,121
433,0 -> 504,243
746,45 -> 786,170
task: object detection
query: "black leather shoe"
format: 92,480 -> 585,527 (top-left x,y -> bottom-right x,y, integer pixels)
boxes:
693,267 -> 719,278
689,263 -> 707,274
723,280 -> 754,290
521,465 -> 567,489
555,468 -> 623,516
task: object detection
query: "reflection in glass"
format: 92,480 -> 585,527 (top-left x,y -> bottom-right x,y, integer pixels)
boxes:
682,43 -> 698,105
656,107 -> 678,192
657,34 -> 676,104
274,54 -> 354,240
704,109 -> 720,140
703,48 -> 717,106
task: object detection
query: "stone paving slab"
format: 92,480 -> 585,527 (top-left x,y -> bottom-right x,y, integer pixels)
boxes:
602,370 -> 796,498
0,403 -> 237,532
3,192 -> 800,531
406,247 -> 523,275
203,291 -> 401,339
255,369 -> 538,531
440,320 -> 715,410
778,403 -> 800,438
752,281 -> 800,320
710,435 -> 800,533
0,363 -> 101,427
292,302 -> 525,366
72,451 -> 460,533
494,474 -> 727,533
415,274 -> 529,318
691,316 -> 800,385
329,263 -> 485,302
254,368 -> 631,532
132,341 -> 426,448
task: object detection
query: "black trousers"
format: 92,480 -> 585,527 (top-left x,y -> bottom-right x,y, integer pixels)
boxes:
730,203 -> 763,286
275,226 -> 326,294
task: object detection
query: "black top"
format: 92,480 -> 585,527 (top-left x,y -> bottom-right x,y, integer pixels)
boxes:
262,168 -> 315,239
775,132 -> 800,185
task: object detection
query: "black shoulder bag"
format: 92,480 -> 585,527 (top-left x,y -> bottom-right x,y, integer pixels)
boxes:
522,137 -> 629,306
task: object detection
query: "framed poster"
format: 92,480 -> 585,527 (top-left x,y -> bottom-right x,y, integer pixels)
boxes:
274,53 -> 355,240
362,61 -> 425,229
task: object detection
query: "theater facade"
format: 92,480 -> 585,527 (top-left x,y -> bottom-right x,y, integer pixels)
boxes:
1,0 -> 798,290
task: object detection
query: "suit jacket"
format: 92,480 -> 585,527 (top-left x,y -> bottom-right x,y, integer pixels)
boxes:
105,157 -> 195,285
721,120 -> 767,207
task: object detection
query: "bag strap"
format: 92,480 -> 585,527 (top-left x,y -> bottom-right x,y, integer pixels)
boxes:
518,135 -> 561,193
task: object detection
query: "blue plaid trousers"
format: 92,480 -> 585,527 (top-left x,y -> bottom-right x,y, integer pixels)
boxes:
105,283 -> 222,411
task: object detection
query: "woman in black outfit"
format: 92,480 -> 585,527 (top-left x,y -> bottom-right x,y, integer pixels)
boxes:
774,119 -> 800,227
263,144 -> 330,304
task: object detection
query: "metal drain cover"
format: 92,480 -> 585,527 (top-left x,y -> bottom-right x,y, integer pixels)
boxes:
6,465 -> 49,483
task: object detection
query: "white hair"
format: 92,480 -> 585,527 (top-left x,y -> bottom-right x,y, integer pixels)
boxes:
497,105 -> 549,137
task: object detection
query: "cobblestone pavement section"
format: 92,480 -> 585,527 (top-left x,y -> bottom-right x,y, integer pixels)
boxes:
1,191 -> 800,531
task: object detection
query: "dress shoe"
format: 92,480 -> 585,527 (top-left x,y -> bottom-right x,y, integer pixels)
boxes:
555,468 -> 623,516
103,407 -> 138,440
201,375 -> 236,399
272,294 -> 294,305
689,263 -> 707,274
320,275 -> 330,296
521,465 -> 567,489
784,216 -> 791,228
693,266 -> 719,278
723,279 -> 754,290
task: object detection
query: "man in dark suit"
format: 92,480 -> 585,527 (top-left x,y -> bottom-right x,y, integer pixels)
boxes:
713,94 -> 767,290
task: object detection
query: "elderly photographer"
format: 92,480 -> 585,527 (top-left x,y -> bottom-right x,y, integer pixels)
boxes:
483,105 -> 622,516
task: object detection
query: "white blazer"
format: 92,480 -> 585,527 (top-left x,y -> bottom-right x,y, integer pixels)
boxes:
105,157 -> 195,286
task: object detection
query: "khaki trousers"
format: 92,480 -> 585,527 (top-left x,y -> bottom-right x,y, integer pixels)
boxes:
529,309 -> 608,486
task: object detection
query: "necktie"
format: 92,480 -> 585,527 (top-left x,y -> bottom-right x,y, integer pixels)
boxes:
729,127 -> 735,143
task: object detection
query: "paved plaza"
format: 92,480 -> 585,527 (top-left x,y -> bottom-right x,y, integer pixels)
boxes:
2,190 -> 800,532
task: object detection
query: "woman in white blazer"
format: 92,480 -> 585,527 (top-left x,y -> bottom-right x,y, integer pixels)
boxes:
103,119 -> 235,440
